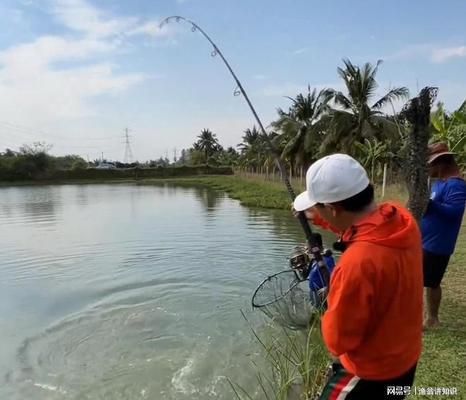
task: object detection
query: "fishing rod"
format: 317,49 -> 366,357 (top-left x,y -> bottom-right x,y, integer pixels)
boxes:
159,16 -> 330,286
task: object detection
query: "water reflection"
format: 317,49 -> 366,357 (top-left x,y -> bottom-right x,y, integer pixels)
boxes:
155,182 -> 225,212
246,208 -> 337,251
191,186 -> 225,213
0,186 -> 62,226
75,185 -> 89,207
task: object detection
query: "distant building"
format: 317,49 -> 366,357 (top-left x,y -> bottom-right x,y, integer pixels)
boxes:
95,161 -> 116,169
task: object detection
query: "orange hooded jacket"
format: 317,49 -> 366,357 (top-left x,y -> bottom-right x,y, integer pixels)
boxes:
319,203 -> 423,380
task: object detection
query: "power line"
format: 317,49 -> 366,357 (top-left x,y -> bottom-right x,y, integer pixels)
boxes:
0,121 -> 119,142
123,128 -> 134,163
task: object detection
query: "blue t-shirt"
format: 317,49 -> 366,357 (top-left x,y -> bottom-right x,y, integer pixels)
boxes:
309,255 -> 336,292
421,177 -> 466,256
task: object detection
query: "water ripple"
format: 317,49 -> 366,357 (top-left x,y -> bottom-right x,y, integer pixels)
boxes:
0,183 -> 308,399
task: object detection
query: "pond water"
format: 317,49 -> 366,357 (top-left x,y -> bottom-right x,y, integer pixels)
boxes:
0,183 -> 331,399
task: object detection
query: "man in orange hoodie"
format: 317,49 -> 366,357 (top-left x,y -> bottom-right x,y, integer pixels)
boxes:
293,154 -> 423,399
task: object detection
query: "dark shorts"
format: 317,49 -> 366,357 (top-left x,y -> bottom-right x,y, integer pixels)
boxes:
423,250 -> 450,288
319,363 -> 417,399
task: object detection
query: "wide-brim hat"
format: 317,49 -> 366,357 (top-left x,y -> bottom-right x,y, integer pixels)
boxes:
427,142 -> 455,164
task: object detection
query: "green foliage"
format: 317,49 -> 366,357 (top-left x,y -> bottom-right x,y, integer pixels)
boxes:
354,138 -> 389,181
1,142 -> 235,182
271,86 -> 332,169
236,126 -> 273,172
188,148 -> 208,165
71,158 -> 88,170
194,128 -> 223,160
0,143 -> 54,180
19,141 -> 52,155
322,59 -> 409,154
55,155 -> 87,170
431,100 -> 466,166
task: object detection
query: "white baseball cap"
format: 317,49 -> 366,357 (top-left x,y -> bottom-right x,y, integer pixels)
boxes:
293,154 -> 370,211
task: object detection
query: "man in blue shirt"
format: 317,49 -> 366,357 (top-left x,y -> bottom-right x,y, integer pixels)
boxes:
308,249 -> 336,308
288,233 -> 336,309
421,142 -> 466,329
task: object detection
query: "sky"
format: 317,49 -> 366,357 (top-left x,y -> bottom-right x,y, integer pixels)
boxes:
0,0 -> 465,162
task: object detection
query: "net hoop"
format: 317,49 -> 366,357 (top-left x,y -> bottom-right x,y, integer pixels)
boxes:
251,269 -> 303,308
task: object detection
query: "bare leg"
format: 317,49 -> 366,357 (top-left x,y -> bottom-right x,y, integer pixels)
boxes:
424,286 -> 441,329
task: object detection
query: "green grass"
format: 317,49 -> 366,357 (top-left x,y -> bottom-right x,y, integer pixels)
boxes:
413,227 -> 466,399
230,312 -> 329,400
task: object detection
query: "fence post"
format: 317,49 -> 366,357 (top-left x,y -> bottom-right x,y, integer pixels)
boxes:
382,163 -> 388,198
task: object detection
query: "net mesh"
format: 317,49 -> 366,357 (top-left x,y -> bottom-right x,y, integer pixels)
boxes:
251,270 -> 320,330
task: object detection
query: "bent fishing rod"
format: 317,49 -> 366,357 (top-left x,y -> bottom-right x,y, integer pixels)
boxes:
159,16 -> 330,285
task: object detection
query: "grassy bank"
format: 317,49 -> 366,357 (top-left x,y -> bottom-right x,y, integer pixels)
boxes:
154,174 -> 464,399
144,175 -> 294,209
142,174 -> 408,209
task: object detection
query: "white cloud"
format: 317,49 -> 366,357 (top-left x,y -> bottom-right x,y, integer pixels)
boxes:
0,0 -> 174,128
293,47 -> 308,55
431,46 -> 466,63
384,44 -> 433,61
51,0 -> 135,38
0,35 -> 114,69
127,21 -> 174,39
385,43 -> 466,64
0,39 -> 144,123
51,0 -> 173,40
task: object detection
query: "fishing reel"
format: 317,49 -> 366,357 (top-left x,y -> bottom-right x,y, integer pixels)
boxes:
289,245 -> 311,281
289,243 -> 334,282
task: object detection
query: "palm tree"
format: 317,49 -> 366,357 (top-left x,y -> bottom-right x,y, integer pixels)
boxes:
238,127 -> 260,151
237,126 -> 263,173
323,59 -> 409,154
271,86 -> 333,177
195,129 -> 222,161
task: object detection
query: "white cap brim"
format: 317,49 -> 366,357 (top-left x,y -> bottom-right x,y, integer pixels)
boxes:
293,191 -> 317,212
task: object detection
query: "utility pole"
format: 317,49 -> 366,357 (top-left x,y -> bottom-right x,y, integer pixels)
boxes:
123,128 -> 134,164
173,147 -> 177,163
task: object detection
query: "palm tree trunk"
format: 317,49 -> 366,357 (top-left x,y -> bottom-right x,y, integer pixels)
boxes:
401,87 -> 433,224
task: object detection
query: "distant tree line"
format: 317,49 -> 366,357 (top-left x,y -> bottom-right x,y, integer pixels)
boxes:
178,59 -> 466,181
0,142 -> 88,181
2,59 -> 465,182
